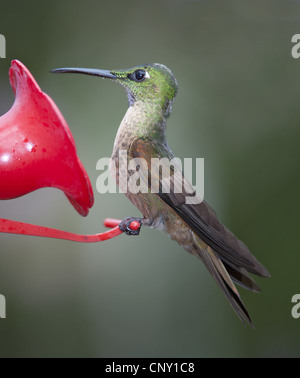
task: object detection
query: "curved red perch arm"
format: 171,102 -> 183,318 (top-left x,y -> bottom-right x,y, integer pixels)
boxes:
0,217 -> 126,242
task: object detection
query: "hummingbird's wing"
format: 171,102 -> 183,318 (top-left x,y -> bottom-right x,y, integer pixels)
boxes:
129,137 -> 270,281
129,137 -> 270,326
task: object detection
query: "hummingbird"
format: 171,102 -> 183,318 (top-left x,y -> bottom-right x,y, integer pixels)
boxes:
51,63 -> 270,326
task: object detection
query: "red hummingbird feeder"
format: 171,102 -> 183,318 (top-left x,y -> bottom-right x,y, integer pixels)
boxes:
0,60 -> 140,242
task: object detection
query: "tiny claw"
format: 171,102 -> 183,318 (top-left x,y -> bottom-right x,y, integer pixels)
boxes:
119,217 -> 142,236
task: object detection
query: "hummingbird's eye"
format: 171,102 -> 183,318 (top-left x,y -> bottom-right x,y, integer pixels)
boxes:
129,69 -> 146,82
134,70 -> 145,81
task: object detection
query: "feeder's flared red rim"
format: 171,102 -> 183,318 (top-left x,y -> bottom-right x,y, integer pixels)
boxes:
0,60 -> 94,216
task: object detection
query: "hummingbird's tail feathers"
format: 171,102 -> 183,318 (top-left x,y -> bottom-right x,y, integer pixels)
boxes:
198,244 -> 253,327
223,262 -> 261,293
167,196 -> 270,278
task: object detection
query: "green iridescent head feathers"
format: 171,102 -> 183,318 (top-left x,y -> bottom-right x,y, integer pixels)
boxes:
111,63 -> 178,112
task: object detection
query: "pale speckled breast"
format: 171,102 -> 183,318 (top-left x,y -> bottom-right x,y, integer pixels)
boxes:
111,142 -> 200,253
109,106 -> 203,253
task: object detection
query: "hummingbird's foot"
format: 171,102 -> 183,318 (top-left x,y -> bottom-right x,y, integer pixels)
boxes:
119,217 -> 143,236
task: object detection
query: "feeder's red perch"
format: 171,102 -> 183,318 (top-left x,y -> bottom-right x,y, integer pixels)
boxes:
0,217 -> 125,242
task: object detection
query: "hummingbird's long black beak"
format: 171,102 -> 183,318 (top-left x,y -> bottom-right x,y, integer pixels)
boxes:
50,67 -> 117,79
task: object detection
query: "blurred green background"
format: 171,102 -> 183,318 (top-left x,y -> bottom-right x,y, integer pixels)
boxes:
0,0 -> 299,357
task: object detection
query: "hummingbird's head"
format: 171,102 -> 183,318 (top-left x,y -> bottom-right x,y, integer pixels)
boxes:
51,63 -> 178,117
110,63 -> 178,114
